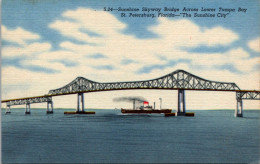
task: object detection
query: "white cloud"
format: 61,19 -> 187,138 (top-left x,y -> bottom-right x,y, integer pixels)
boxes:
248,37 -> 260,52
202,26 -> 239,46
49,8 -> 126,44
188,48 -> 260,72
62,8 -> 126,35
2,42 -> 51,57
20,59 -> 67,72
2,25 -> 40,45
149,18 -> 239,47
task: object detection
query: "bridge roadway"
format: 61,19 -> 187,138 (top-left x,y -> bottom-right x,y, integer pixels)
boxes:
1,70 -> 260,117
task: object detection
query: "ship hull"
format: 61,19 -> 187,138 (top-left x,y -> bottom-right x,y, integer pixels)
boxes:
121,109 -> 172,114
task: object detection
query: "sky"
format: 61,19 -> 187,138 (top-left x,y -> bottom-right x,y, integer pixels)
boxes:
1,0 -> 259,110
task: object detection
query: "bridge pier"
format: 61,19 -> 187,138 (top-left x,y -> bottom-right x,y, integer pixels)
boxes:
76,93 -> 85,113
25,103 -> 31,114
6,104 -> 11,114
235,99 -> 243,117
64,93 -> 95,114
176,89 -> 186,116
46,101 -> 54,114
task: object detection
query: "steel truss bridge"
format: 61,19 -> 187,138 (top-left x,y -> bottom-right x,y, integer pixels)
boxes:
2,70 -> 260,117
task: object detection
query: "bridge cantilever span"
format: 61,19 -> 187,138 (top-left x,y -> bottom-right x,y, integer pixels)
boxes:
48,70 -> 240,95
1,69 -> 259,117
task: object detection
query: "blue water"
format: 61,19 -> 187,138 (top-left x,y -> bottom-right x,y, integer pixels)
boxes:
2,108 -> 260,163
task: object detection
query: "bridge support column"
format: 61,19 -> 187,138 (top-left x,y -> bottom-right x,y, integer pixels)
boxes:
25,103 -> 31,114
235,99 -> 243,117
177,89 -> 186,116
76,93 -> 84,113
46,101 -> 54,114
6,104 -> 11,114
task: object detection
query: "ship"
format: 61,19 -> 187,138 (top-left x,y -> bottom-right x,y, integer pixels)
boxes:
121,108 -> 172,114
121,100 -> 172,114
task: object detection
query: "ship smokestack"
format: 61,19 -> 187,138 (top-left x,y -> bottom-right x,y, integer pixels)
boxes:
133,99 -> 135,110
154,102 -> 155,109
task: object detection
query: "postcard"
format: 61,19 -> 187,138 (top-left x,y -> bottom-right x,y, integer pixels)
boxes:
1,0 -> 259,163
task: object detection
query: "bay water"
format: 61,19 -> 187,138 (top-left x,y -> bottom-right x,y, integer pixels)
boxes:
2,109 -> 260,163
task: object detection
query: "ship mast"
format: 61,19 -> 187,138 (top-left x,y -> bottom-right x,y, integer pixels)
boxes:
159,98 -> 162,110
